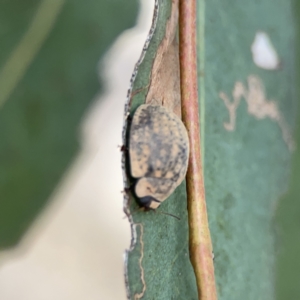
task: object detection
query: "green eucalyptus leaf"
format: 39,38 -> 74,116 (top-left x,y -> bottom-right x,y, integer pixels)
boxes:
123,1 -> 198,299
202,1 -> 298,299
275,2 -> 300,299
125,0 -> 300,300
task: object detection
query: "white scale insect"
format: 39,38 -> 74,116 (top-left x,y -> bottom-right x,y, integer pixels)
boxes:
129,104 -> 189,209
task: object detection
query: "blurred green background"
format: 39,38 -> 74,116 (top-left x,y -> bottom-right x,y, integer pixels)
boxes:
0,0 -> 138,248
0,0 -> 300,299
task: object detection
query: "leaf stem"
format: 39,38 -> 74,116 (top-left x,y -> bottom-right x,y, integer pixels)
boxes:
178,1 -> 218,299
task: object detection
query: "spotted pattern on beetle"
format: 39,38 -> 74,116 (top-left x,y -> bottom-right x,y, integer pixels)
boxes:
129,104 -> 189,209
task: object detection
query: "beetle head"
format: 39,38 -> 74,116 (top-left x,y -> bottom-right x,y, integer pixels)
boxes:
138,195 -> 161,209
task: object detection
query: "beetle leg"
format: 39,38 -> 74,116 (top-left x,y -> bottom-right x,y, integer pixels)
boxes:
118,144 -> 128,152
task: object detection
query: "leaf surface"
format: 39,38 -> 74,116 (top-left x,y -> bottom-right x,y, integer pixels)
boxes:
202,1 -> 298,299
125,0 -> 299,300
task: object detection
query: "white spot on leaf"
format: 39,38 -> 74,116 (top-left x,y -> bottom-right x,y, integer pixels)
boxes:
251,31 -> 280,70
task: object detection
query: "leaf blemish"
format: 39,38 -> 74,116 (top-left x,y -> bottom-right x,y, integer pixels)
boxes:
251,31 -> 280,70
219,75 -> 295,151
134,223 -> 146,300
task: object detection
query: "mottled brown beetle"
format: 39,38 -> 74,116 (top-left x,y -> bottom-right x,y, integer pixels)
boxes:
129,104 -> 189,209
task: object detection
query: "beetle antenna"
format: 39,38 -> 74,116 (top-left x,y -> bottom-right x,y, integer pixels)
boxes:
128,206 -> 180,220
156,210 -> 180,221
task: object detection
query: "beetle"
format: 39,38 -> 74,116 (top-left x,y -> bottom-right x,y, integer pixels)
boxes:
129,104 -> 189,209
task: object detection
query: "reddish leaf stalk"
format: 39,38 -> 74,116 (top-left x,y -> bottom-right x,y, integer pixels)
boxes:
179,1 -> 217,299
